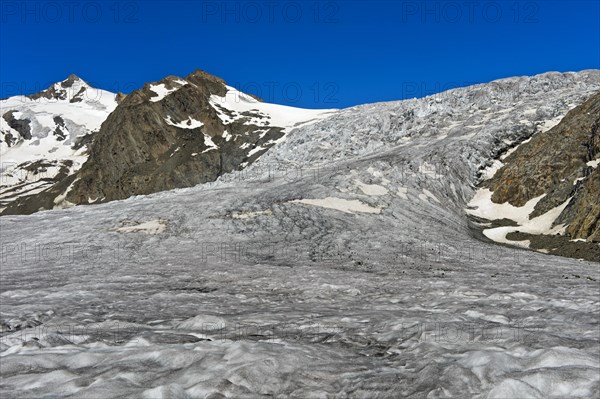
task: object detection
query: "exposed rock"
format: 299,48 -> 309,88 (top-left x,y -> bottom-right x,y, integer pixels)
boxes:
485,92 -> 599,205
484,91 -> 600,242
69,86 -> 87,103
29,76 -> 73,101
115,92 -> 128,103
2,131 -> 17,147
505,231 -> 600,262
63,70 -> 285,205
52,116 -> 67,140
2,110 -> 32,140
565,168 -> 600,241
61,73 -> 81,88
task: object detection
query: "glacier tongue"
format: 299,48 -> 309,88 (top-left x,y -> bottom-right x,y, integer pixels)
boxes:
0,70 -> 599,398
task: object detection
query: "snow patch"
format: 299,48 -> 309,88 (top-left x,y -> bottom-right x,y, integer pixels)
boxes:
467,189 -> 570,246
467,189 -> 542,224
247,145 -> 266,157
356,181 -> 388,196
202,135 -> 218,153
114,220 -> 167,235
481,159 -> 505,180
149,81 -> 187,102
165,116 -> 203,129
587,158 -> 600,169
53,178 -> 79,209
397,187 -> 409,200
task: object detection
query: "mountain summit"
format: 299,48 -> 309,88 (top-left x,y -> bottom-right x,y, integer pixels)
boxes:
27,74 -> 92,102
0,76 -> 118,211
1,70 -> 335,214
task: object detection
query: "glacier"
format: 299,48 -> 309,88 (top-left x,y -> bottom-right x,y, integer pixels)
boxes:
0,71 -> 599,398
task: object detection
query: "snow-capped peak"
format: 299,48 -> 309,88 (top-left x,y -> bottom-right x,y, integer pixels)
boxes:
22,74 -> 116,108
0,76 -> 118,212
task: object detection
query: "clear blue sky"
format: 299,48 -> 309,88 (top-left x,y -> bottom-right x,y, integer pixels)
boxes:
1,0 -> 598,108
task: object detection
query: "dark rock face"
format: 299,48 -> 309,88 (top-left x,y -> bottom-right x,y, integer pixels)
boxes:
115,92 -> 128,104
66,70 -> 284,204
2,131 -> 17,147
484,91 -> 600,242
52,116 -> 67,140
505,230 -> 600,262
61,74 -> 80,88
565,168 -> 599,241
2,110 -> 32,141
69,86 -> 87,103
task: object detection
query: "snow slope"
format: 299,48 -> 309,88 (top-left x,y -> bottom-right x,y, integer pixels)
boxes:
0,70 -> 599,398
211,86 -> 336,133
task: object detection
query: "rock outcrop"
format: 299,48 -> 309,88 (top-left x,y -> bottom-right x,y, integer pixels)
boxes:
483,91 -> 600,242
65,70 -> 286,204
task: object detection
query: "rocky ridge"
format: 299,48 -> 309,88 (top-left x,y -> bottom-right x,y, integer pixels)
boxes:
1,70 -> 334,214
484,91 -> 600,242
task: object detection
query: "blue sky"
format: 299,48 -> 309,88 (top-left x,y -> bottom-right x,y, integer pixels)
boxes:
1,0 -> 598,108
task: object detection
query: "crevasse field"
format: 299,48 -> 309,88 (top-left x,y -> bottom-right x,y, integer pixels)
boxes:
1,71 -> 599,398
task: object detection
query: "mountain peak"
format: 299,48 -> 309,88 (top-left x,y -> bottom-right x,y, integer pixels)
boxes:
60,74 -> 86,88
185,69 -> 226,85
184,70 -> 228,96
27,74 -> 90,102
